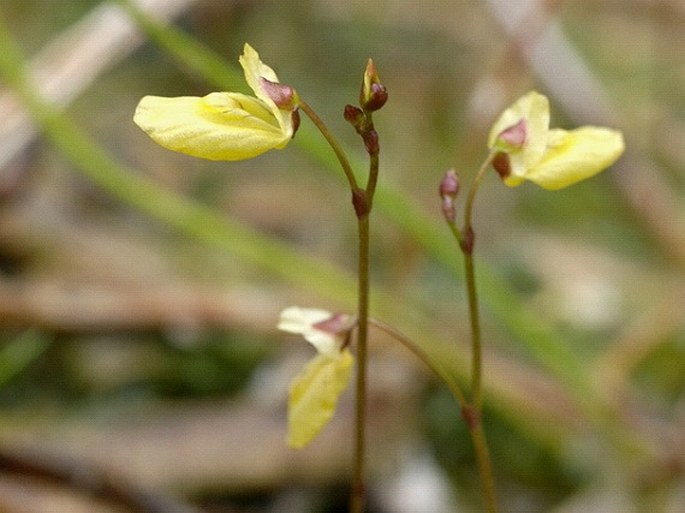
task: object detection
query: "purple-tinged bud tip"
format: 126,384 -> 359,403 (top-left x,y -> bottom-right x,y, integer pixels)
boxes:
360,59 -> 388,112
440,169 -> 460,223
439,169 -> 460,199
260,78 -> 299,110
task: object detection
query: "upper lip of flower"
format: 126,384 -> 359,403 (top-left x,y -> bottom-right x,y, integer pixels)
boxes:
239,43 -> 295,137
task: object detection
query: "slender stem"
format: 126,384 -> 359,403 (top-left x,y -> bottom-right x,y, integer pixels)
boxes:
463,252 -> 483,406
369,318 -> 467,408
365,152 -> 380,209
299,97 -> 380,513
299,100 -> 359,191
463,152 -> 496,237
350,109 -> 380,513
351,213 -> 370,513
469,421 -> 499,513
462,151 -> 495,407
454,152 -> 499,513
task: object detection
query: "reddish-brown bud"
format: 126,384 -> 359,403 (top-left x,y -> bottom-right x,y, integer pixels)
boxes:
344,104 -> 365,128
360,59 -> 388,112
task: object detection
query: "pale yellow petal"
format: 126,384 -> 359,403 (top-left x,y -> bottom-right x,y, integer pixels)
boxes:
278,306 -> 339,356
525,127 -> 625,190
240,43 -> 280,100
134,92 -> 289,160
287,350 -> 354,448
488,91 -> 550,178
239,43 -> 294,138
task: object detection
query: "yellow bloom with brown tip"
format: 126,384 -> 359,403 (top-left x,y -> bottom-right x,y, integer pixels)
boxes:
134,44 -> 296,161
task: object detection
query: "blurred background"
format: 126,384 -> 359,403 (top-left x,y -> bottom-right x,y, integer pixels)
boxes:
0,0 -> 684,512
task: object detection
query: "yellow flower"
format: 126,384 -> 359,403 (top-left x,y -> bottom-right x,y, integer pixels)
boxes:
278,307 -> 355,448
488,91 -> 625,190
133,44 -> 297,161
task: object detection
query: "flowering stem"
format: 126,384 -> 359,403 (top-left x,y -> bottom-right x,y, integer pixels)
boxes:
447,152 -> 498,513
462,152 -> 494,407
299,99 -> 379,513
351,212 -> 369,513
350,110 -> 380,513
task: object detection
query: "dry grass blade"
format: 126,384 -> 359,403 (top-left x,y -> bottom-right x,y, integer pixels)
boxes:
0,0 -> 200,170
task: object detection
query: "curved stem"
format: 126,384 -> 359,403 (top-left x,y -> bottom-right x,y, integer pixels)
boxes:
368,318 -> 467,408
463,151 -> 496,236
299,100 -> 359,191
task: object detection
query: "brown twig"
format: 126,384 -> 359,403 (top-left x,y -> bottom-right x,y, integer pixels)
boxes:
0,447 -> 204,513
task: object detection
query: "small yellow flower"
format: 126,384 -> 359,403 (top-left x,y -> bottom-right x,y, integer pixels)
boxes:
133,44 -> 297,161
278,307 -> 355,448
488,91 -> 625,190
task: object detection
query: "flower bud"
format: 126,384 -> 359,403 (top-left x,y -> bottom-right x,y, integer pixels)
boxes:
439,169 -> 460,223
439,169 -> 460,199
344,104 -> 365,128
360,59 -> 388,112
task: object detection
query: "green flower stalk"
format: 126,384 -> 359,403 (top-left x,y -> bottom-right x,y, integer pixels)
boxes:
443,90 -> 626,513
133,44 -> 387,513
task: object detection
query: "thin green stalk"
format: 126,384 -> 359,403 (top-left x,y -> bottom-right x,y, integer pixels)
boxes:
454,152 -> 499,513
461,152 -> 494,408
299,100 -> 359,192
464,252 -> 484,407
351,213 -> 370,513
369,318 -> 467,408
470,421 -> 498,513
298,97 -> 377,513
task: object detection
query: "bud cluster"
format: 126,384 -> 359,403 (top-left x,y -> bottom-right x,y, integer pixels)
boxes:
344,59 -> 387,156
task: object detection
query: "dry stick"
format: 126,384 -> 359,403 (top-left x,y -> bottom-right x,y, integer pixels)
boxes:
0,448 -> 203,513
